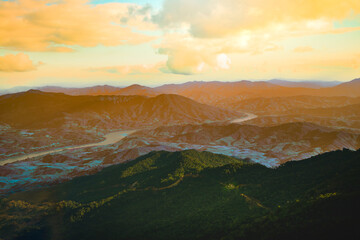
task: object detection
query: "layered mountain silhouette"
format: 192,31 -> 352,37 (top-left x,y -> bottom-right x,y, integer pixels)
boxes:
268,79 -> 341,88
0,90 -> 241,129
1,149 -> 359,240
3,78 -> 360,106
156,80 -> 314,105
39,84 -> 160,97
157,79 -> 360,105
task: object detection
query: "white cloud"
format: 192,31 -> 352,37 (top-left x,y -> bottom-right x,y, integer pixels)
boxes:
0,53 -> 39,72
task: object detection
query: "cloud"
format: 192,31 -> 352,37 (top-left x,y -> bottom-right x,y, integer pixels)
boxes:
152,0 -> 360,75
157,34 -> 235,75
155,0 -> 360,38
0,0 -> 156,52
155,30 -> 285,75
0,53 -> 39,72
89,62 -> 164,75
294,46 -> 315,53
159,47 -> 232,75
216,54 -> 231,70
159,47 -> 207,75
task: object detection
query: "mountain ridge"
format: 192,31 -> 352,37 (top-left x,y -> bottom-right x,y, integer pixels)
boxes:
0,90 -> 242,129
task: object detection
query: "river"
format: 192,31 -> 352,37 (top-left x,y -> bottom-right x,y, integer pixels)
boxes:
0,130 -> 137,166
0,113 -> 256,166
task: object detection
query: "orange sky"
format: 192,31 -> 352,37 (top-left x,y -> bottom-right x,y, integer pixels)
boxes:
0,0 -> 360,88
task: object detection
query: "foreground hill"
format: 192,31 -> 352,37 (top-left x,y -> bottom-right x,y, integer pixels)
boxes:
0,90 -> 241,129
1,149 -> 359,240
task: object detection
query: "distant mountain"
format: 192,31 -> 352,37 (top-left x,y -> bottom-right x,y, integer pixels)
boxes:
269,79 -> 341,88
39,84 -> 160,97
155,79 -> 360,105
155,80 -> 318,105
2,149 -> 360,240
0,90 -> 241,129
39,85 -> 121,95
114,84 -> 160,96
2,78 -> 359,105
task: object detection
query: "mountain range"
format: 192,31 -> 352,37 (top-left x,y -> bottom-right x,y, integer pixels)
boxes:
38,84 -> 160,97
268,79 -> 341,88
2,78 -> 360,107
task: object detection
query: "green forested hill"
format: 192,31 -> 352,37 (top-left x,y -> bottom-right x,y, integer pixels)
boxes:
1,149 -> 359,240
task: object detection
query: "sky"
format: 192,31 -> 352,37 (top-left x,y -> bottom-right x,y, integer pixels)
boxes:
0,0 -> 360,88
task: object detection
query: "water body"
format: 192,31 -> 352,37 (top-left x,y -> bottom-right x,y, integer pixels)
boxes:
230,113 -> 257,123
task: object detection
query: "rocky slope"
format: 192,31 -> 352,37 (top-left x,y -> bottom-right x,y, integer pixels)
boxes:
2,121 -> 358,196
132,122 -> 360,163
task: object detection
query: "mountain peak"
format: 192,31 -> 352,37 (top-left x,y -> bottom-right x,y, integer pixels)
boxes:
26,89 -> 42,94
335,78 -> 360,88
125,84 -> 146,89
350,78 -> 360,83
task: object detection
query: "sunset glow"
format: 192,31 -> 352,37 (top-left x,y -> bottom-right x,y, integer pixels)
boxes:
0,0 -> 359,88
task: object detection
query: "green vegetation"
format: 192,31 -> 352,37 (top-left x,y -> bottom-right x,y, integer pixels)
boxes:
0,149 -> 359,240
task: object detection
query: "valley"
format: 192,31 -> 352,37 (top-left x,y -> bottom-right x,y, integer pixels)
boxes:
1,79 -> 360,239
